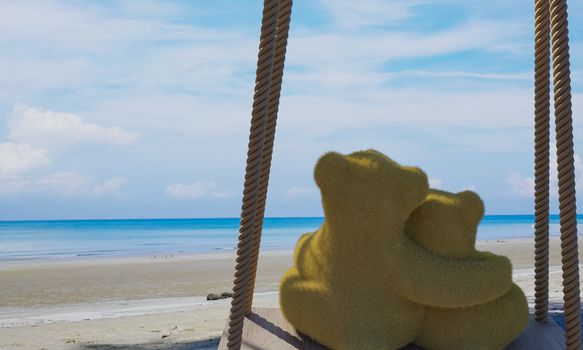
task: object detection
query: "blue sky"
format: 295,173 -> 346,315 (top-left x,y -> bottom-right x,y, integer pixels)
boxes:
0,0 -> 582,220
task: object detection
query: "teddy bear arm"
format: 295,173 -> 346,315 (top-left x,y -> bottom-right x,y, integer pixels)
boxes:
415,283 -> 529,350
294,232 -> 314,263
393,236 -> 513,308
292,231 -> 326,279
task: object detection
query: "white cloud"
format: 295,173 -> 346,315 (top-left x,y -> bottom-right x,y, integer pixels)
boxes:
507,172 -> 535,198
507,145 -> 583,198
278,88 -> 539,138
429,179 -> 477,193
429,178 -> 443,188
395,70 -> 532,81
0,2 -> 256,97
92,177 -> 128,195
288,20 -> 527,68
0,172 -> 127,196
0,105 -> 132,198
319,0 -> 421,28
8,104 -> 139,149
283,186 -> 318,199
0,142 -> 50,175
34,172 -> 93,195
0,2 -> 220,50
165,181 -> 235,199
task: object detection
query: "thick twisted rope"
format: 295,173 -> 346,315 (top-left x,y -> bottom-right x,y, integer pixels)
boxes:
549,0 -> 581,348
245,0 -> 293,313
226,0 -> 281,348
533,0 -> 551,323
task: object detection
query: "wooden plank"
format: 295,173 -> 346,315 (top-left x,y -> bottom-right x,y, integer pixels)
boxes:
218,308 -> 323,350
218,308 -> 565,350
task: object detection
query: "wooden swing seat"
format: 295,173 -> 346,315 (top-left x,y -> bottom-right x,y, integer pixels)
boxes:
218,308 -> 566,350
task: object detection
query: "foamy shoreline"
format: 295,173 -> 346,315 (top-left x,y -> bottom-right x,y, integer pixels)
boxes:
0,249 -> 292,271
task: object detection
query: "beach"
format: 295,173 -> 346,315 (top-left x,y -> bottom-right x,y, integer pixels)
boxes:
0,236 -> 578,349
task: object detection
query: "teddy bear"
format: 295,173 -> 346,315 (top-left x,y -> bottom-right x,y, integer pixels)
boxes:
280,150 -> 516,350
405,189 -> 529,350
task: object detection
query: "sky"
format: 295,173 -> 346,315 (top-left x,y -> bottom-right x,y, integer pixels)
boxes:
0,0 -> 582,220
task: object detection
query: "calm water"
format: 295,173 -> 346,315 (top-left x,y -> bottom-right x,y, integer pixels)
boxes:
0,215 -> 578,263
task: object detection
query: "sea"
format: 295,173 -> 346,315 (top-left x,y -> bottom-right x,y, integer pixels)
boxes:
0,215 -> 577,263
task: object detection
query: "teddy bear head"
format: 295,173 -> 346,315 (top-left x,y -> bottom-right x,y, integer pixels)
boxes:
314,150 -> 429,232
405,189 -> 484,257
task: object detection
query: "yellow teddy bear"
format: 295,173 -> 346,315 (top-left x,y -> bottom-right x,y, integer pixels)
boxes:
405,189 -> 529,350
280,150 -> 517,350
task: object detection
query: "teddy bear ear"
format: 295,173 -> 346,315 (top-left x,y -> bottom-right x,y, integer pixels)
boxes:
400,166 -> 430,207
458,190 -> 485,222
350,149 -> 389,161
314,150 -> 390,190
313,152 -> 352,191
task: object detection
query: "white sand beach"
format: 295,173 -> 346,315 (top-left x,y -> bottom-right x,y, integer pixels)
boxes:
0,237 -> 578,349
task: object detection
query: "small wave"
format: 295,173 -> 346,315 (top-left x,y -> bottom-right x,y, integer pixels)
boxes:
76,253 -> 104,257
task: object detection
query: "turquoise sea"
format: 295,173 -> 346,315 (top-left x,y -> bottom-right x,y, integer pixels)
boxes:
0,215 -> 578,263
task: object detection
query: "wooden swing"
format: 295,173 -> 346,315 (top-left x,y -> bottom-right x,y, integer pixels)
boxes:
218,0 -> 581,348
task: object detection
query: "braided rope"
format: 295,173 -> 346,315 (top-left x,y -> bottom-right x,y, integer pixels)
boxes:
226,1 -> 281,348
549,0 -> 581,348
245,0 -> 293,312
533,0 -> 551,323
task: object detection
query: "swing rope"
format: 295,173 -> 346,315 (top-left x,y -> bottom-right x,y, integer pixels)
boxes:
550,0 -> 581,348
534,0 -> 581,348
225,1 -> 292,349
244,0 -> 293,314
533,0 -> 551,323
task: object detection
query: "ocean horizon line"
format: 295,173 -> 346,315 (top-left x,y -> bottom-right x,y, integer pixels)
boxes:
0,214 -> 580,224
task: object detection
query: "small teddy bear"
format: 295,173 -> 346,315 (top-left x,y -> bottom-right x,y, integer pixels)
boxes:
405,189 -> 529,349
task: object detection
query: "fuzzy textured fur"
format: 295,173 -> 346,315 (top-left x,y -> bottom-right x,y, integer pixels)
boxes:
279,150 -> 527,349
407,189 -> 529,349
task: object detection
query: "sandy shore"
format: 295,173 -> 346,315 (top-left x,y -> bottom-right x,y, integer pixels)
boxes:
0,237 -> 579,349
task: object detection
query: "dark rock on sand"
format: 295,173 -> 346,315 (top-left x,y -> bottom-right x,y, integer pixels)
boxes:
206,291 -> 233,301
220,292 -> 233,299
206,293 -> 220,301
